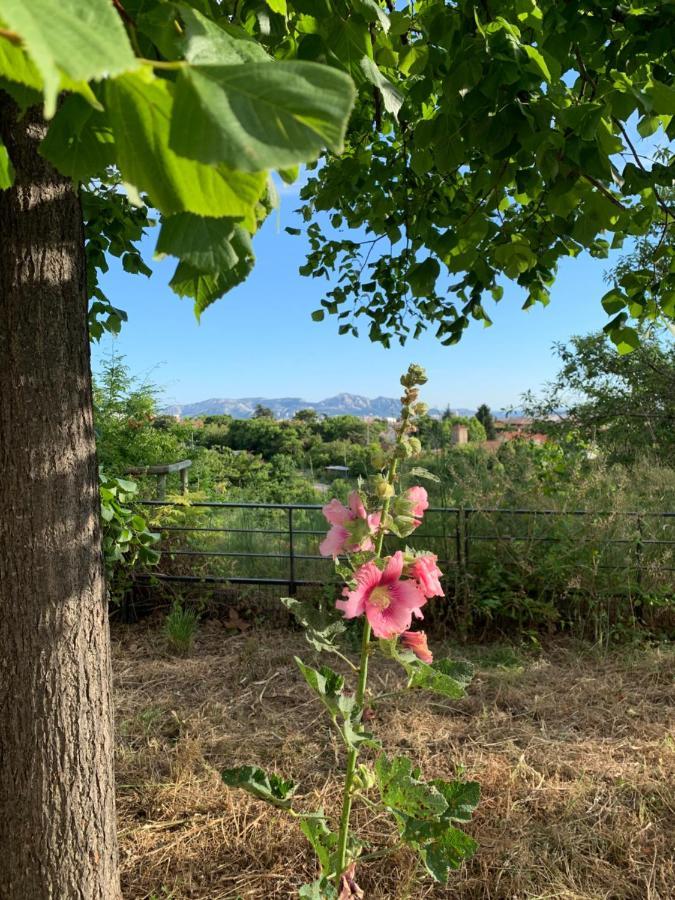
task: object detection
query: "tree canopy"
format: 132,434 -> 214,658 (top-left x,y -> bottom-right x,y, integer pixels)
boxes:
0,0 -> 673,351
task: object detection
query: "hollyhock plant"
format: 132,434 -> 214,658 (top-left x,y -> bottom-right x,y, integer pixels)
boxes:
408,553 -> 444,599
222,366 -> 479,898
319,491 -> 380,558
401,630 -> 433,664
337,551 -> 427,639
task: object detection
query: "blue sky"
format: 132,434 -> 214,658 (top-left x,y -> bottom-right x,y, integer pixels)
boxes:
92,188 -> 615,411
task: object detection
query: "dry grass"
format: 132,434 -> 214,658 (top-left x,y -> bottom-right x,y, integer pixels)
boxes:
114,620 -> 675,899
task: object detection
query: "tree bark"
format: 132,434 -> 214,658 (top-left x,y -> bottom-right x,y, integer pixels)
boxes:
0,96 -> 121,899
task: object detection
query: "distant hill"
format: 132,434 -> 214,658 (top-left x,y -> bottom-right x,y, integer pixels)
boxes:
165,393 -> 449,419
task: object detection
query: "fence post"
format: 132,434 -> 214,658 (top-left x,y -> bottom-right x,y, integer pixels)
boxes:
288,506 -> 297,595
636,514 -> 644,590
464,508 -> 472,570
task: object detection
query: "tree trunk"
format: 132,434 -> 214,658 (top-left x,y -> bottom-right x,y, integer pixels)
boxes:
0,96 -> 121,899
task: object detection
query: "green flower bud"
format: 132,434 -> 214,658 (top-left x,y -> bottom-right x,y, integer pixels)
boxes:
370,448 -> 388,470
394,441 -> 413,460
401,364 -> 428,387
373,474 -> 394,498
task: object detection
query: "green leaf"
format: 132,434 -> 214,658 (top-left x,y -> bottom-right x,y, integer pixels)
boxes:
523,44 -> 550,82
169,226 -> 255,317
266,0 -> 287,14
408,658 -> 474,699
408,257 -> 440,297
360,57 -> 403,119
221,765 -> 297,808
299,810 -> 336,873
39,94 -> 114,181
0,136 -> 14,188
375,755 -> 448,820
106,69 -> 265,223
408,466 -> 440,483
644,79 -> 675,116
353,0 -> 390,32
180,6 -> 271,64
299,878 -> 338,900
493,239 -> 538,278
0,0 -> 137,117
430,779 -> 480,823
0,37 -> 42,90
294,657 -> 345,718
612,325 -> 640,356
171,61 -> 355,171
156,213 -> 239,273
601,288 -> 627,315
280,596 -> 347,654
422,826 -> 478,881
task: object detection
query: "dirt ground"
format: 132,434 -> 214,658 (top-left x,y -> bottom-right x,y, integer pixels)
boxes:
113,620 -> 675,899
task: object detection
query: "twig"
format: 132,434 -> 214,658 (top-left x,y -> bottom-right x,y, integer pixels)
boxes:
0,27 -> 21,45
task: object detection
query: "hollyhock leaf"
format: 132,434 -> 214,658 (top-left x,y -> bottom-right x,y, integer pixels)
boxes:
375,755 -> 448,820
422,826 -> 479,881
299,810 -> 336,873
430,779 -> 480,823
408,466 -> 441,483
221,765 -> 297,808
341,716 -> 379,752
408,659 -> 473,699
299,878 -> 338,899
281,597 -> 347,654
295,657 -> 345,717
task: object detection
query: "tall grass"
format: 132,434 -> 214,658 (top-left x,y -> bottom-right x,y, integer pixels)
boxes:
142,449 -> 675,643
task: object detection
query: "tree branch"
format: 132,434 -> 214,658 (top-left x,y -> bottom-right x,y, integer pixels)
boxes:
613,116 -> 675,217
580,173 -> 628,211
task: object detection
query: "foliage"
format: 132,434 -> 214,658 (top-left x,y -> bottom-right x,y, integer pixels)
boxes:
163,599 -> 199,656
523,328 -> 675,466
476,404 -> 497,441
292,1 -> 675,351
221,366 -> 480,896
1,0 -> 672,350
0,0 -> 355,329
99,469 -> 160,601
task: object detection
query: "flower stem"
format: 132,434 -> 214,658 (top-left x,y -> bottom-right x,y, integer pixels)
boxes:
334,459 -> 399,886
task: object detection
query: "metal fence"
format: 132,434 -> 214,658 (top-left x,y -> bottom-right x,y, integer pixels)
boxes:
137,500 -> 675,596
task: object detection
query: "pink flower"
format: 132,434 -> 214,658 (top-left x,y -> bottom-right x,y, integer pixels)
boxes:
408,553 -> 444,598
401,630 -> 433,664
320,491 -> 380,558
336,551 -> 427,639
406,486 -> 429,521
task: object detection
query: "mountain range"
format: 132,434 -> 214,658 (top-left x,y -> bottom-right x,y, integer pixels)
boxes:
164,393 -> 503,419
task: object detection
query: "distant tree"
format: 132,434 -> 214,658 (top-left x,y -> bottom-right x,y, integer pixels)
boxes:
441,406 -> 454,422
475,404 -> 497,440
253,404 -> 274,419
523,329 -> 675,465
294,408 -> 318,423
